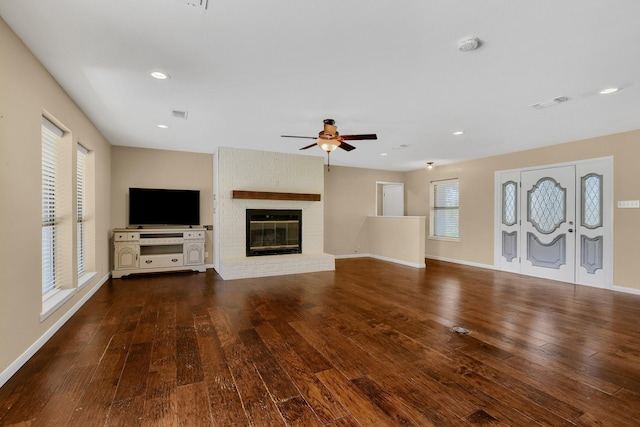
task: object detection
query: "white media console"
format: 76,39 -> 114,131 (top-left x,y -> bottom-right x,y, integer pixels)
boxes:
112,227 -> 206,278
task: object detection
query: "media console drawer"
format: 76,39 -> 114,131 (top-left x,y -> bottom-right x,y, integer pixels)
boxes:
139,254 -> 184,269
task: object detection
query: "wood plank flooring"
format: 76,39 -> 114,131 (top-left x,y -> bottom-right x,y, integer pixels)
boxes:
2,258 -> 640,426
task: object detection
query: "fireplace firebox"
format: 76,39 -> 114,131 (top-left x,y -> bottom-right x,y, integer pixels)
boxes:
246,209 -> 302,256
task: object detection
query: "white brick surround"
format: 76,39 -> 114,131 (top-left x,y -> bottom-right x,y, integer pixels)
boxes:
214,147 -> 335,280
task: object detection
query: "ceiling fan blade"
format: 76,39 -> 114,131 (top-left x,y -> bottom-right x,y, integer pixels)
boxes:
338,141 -> 356,151
299,142 -> 318,150
340,134 -> 377,141
281,135 -> 317,139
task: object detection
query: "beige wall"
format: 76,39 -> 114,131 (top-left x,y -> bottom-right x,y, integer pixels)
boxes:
405,130 -> 640,290
110,146 -> 214,265
367,216 -> 425,266
0,18 -> 112,375
324,165 -> 405,256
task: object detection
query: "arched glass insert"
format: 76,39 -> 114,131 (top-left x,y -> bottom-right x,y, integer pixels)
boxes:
502,181 -> 517,226
581,173 -> 602,229
527,177 -> 566,234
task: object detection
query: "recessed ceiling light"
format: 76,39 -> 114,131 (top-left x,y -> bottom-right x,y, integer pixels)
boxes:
157,124 -> 169,129
599,87 -> 620,95
453,131 -> 465,135
380,153 -> 388,156
151,71 -> 170,80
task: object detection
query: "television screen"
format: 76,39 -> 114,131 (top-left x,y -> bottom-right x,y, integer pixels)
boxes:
129,188 -> 200,226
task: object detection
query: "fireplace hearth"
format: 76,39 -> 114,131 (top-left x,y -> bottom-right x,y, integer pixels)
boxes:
246,209 -> 302,256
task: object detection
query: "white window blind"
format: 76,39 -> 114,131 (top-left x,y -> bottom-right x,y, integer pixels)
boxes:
77,144 -> 88,277
432,179 -> 459,238
42,117 -> 63,296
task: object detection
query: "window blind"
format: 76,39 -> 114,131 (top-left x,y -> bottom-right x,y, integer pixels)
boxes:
433,179 -> 459,238
42,117 -> 63,296
77,144 -> 88,277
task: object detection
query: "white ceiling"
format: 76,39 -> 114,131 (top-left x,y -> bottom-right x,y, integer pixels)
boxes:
2,0 -> 640,171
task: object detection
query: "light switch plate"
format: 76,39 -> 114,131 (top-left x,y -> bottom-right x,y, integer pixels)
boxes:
617,200 -> 640,208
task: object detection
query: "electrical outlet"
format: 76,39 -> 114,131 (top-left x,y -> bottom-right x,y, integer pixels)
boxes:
205,251 -> 209,258
617,200 -> 640,208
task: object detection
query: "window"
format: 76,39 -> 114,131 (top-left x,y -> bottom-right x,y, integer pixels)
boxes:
42,117 -> 63,297
77,144 -> 88,277
431,178 -> 459,239
41,116 -> 96,319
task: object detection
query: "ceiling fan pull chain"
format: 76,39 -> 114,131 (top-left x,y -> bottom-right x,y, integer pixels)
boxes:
327,151 -> 331,172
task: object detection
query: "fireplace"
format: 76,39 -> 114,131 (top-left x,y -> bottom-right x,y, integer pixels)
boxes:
246,209 -> 302,257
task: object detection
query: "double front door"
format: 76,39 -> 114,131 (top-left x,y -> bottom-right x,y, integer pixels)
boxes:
496,158 -> 612,288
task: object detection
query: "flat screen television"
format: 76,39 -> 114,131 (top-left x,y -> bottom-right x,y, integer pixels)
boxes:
129,188 -> 200,226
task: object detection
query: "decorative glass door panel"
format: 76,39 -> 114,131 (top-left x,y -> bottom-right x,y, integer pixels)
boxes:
497,171 -> 520,273
520,166 -> 576,283
575,159 -> 611,288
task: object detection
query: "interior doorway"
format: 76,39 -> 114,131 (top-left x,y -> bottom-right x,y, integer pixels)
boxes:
375,181 -> 404,216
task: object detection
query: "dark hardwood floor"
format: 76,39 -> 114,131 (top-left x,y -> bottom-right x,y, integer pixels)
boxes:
2,258 -> 640,426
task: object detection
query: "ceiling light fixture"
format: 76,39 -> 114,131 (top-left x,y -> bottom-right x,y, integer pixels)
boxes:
599,87 -> 620,95
319,139 -> 339,152
426,162 -> 434,170
157,124 -> 169,129
317,138 -> 341,171
151,71 -> 170,80
380,153 -> 388,156
453,131 -> 465,135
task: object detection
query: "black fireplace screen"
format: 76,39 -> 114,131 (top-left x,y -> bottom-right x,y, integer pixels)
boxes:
246,209 -> 302,256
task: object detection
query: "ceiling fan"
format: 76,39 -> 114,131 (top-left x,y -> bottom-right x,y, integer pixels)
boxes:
281,119 -> 377,169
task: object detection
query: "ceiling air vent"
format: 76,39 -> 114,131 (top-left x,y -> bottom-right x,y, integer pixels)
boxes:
530,96 -> 570,110
171,110 -> 189,120
175,0 -> 208,10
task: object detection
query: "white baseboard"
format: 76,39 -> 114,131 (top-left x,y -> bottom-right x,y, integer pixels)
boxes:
334,253 -> 425,268
333,253 -> 370,260
0,272 -> 111,388
612,285 -> 640,296
369,254 -> 425,268
425,255 -> 496,271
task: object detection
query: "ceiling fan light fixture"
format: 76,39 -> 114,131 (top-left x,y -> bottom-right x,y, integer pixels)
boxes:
426,162 -> 434,170
320,140 -> 339,152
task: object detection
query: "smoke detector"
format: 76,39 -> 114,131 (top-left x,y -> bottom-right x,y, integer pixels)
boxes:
458,37 -> 480,52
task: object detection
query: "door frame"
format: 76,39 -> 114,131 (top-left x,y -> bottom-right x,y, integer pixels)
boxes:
493,156 -> 613,288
